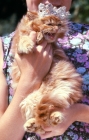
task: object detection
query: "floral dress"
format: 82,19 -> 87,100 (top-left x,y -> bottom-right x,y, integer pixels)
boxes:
2,22 -> 89,140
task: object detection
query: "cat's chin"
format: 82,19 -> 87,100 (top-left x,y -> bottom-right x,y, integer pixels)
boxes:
44,39 -> 56,43
47,39 -> 56,43
44,34 -> 57,43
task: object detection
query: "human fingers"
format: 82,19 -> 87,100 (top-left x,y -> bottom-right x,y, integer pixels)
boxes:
40,129 -> 61,139
30,31 -> 51,53
43,43 -> 53,57
40,44 -> 53,77
47,44 -> 53,61
29,31 -> 37,40
35,41 -> 48,53
42,125 -> 52,131
40,125 -> 65,139
40,131 -> 53,139
40,105 -> 79,139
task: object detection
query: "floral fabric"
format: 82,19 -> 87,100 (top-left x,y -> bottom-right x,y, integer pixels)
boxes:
1,22 -> 89,140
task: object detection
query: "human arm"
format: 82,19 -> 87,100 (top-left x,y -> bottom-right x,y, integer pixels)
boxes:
40,103 -> 89,139
0,37 -> 8,118
0,31 -> 53,140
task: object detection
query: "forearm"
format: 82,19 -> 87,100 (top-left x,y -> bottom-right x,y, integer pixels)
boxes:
0,74 -> 40,140
75,103 -> 89,123
0,94 -> 25,140
0,38 -> 8,117
0,31 -> 52,140
0,72 -> 8,118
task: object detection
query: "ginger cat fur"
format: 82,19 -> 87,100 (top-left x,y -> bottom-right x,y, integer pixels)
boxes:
11,11 -> 83,134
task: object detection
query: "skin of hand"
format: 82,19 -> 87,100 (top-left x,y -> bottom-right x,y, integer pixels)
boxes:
1,0 -> 89,140
26,1 -> 89,139
25,1 -> 89,139
40,104 -> 89,139
0,30 -> 52,140
15,31 -> 53,96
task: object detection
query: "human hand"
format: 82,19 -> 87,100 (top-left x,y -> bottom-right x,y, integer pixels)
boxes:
15,31 -> 53,90
40,104 -> 80,139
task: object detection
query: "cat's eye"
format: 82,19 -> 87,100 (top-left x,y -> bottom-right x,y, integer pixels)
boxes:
47,23 -> 53,26
58,24 -> 62,26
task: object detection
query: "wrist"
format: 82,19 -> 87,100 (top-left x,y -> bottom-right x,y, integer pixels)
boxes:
16,75 -> 41,97
74,103 -> 89,123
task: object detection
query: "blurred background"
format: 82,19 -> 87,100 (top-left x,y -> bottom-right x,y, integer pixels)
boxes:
0,0 -> 89,36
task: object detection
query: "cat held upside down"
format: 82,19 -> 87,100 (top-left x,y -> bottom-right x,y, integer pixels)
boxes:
11,3 -> 83,134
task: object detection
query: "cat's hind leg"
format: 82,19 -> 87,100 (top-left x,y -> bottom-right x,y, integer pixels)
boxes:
24,118 -> 45,134
50,111 -> 64,125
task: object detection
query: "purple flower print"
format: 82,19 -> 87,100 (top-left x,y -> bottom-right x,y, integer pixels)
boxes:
75,48 -> 83,53
70,38 -> 81,45
83,74 -> 89,85
71,57 -> 75,61
58,36 -> 69,44
83,30 -> 89,40
62,45 -> 71,49
77,54 -> 88,63
88,86 -> 89,91
3,61 -> 7,69
77,67 -> 86,74
9,95 -> 13,103
83,42 -> 89,51
53,138 -> 56,140
72,52 -> 77,57
27,138 -> 30,140
85,61 -> 89,68
85,128 -> 89,133
78,137 -> 83,140
4,37 -> 11,45
76,33 -> 84,40
9,87 -> 14,96
75,23 -> 82,30
82,95 -> 89,104
67,131 -> 74,137
73,134 -> 78,140
82,85 -> 87,91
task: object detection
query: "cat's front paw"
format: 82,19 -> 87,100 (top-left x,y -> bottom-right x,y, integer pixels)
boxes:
50,111 -> 64,125
24,118 -> 45,134
18,36 -> 35,53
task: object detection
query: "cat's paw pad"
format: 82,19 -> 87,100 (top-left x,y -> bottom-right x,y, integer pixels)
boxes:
50,111 -> 63,125
24,118 -> 45,134
24,118 -> 36,132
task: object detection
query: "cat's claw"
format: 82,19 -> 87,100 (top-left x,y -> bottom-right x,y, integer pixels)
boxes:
24,118 -> 45,134
50,111 -> 64,125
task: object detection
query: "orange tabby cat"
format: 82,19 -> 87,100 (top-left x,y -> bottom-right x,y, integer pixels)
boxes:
11,3 -> 83,134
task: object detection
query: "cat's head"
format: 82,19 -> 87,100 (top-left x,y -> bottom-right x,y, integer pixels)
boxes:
38,16 -> 68,43
27,11 -> 68,43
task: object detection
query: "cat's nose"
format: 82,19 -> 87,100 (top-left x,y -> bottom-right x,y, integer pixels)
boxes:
54,26 -> 59,31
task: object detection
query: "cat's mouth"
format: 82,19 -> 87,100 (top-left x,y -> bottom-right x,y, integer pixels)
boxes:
44,32 -> 56,41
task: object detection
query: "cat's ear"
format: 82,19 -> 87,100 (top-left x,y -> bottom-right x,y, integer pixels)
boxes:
27,11 -> 38,20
